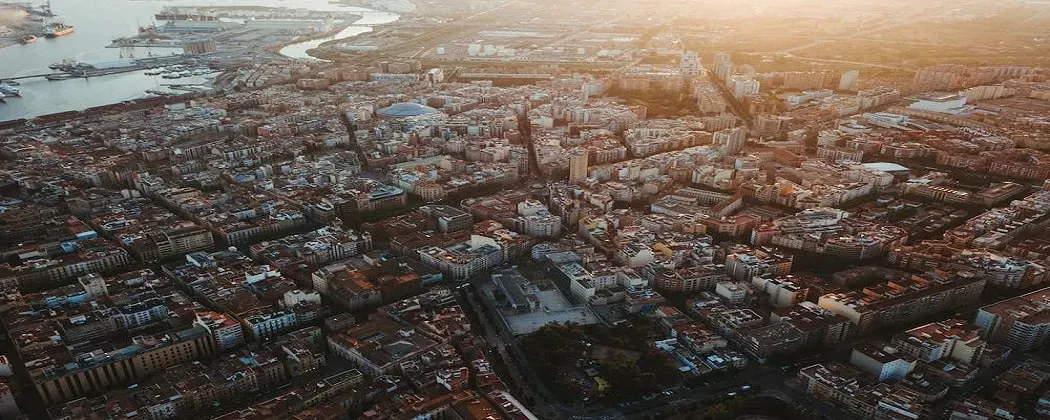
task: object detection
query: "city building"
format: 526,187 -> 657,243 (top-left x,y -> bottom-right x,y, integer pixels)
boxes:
680,51 -> 702,77
724,247 -> 793,282
975,286 -> 1050,351
819,270 -> 986,333
839,70 -> 859,91
714,127 -> 746,157
31,326 -> 217,404
418,235 -> 504,280
798,363 -> 927,418
891,319 -> 985,364
569,149 -> 589,184
850,343 -> 916,382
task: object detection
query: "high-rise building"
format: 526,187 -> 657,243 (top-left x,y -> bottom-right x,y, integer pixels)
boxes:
568,150 -> 589,184
913,64 -> 967,92
509,146 -> 530,177
839,70 -> 860,91
713,52 -> 732,81
714,127 -> 746,156
730,75 -> 760,98
681,51 -> 702,77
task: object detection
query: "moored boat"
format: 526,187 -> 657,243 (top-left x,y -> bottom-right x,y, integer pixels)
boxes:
45,23 -> 75,38
0,83 -> 21,97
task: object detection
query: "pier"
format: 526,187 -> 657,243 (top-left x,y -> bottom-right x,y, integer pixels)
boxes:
0,55 -> 198,83
1,73 -> 68,81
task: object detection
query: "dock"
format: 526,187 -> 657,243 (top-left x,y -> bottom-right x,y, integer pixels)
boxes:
0,55 -> 199,82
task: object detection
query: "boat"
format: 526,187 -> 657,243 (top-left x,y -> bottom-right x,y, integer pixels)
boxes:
45,74 -> 74,81
22,35 -> 37,44
161,73 -> 182,79
144,69 -> 163,76
45,23 -> 75,38
155,9 -> 217,22
0,83 -> 21,97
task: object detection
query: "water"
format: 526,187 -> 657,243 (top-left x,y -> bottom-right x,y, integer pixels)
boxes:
0,0 -> 398,121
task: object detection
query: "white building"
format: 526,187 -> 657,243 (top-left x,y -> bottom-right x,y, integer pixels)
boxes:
284,289 -> 322,307
419,235 -> 504,279
518,214 -> 563,238
681,51 -> 702,76
714,127 -> 746,157
244,310 -> 298,341
730,75 -> 760,98
863,112 -> 908,128
751,275 -> 806,308
715,281 -> 748,305
849,344 -> 915,382
839,70 -> 859,91
78,273 -> 109,299
908,93 -> 968,114
118,298 -> 169,328
713,52 -> 732,80
194,311 -> 245,351
616,243 -> 657,268
517,200 -> 548,217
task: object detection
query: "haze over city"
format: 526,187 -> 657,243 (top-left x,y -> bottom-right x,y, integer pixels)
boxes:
2,0 -> 1050,419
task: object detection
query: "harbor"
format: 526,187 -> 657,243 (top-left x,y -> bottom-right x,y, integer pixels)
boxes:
2,55 -> 211,82
0,0 -> 76,46
0,0 -> 397,120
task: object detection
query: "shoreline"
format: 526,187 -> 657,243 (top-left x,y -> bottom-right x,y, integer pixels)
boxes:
301,10 -> 401,61
267,14 -> 363,58
0,4 -> 46,51
304,23 -> 377,61
332,0 -> 418,15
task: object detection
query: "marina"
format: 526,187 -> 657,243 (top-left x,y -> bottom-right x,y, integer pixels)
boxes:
0,0 -> 398,121
1,55 -> 207,82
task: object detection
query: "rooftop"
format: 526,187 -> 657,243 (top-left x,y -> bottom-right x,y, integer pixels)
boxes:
377,102 -> 440,118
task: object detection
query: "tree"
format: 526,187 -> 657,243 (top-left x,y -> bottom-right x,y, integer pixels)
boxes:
636,350 -> 679,385
705,403 -> 732,420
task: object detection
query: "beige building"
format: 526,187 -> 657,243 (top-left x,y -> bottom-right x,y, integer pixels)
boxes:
568,150 -> 589,184
34,326 -> 217,404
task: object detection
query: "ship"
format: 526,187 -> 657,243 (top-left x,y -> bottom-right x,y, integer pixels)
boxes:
155,9 -> 217,22
0,83 -> 21,97
45,23 -> 75,38
21,35 -> 37,44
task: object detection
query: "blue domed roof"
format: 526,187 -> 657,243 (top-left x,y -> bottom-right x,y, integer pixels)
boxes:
377,102 -> 438,118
